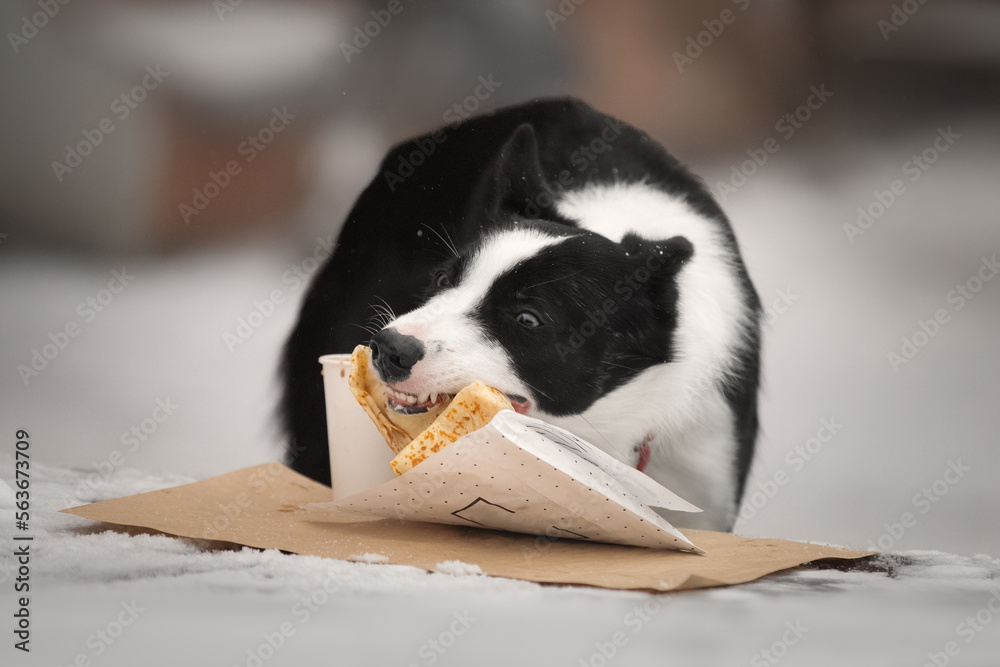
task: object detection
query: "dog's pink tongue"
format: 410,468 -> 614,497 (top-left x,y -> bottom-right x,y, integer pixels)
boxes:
636,439 -> 651,473
509,397 -> 530,414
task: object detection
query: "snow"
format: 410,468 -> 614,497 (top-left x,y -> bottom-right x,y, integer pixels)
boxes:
3,457 -> 999,666
349,553 -> 391,565
434,561 -> 485,576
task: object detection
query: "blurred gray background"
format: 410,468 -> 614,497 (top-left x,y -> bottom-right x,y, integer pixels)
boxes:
2,0 -> 998,556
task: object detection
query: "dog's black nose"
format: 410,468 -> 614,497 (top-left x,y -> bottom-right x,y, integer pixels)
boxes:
369,328 -> 425,384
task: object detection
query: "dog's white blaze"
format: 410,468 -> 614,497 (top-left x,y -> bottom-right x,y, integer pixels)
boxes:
388,228 -> 564,396
552,182 -> 753,527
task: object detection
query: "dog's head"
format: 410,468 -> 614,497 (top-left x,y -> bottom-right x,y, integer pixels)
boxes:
368,124 -> 694,419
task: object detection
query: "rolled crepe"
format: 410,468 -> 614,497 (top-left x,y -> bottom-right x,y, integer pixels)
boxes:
347,345 -> 512,473
389,381 -> 512,475
347,344 -> 448,453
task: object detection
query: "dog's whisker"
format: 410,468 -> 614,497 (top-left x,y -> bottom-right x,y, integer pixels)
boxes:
348,322 -> 378,337
522,270 -> 583,291
373,296 -> 397,321
422,223 -> 460,259
601,360 -> 640,372
367,299 -> 398,330
520,379 -> 553,402
441,225 -> 460,258
577,414 -> 617,451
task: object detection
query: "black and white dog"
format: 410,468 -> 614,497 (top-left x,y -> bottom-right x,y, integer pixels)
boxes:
281,98 -> 761,531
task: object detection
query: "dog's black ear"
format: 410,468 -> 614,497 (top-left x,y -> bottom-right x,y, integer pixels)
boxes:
618,234 -> 694,362
621,234 -> 694,275
485,123 -> 558,220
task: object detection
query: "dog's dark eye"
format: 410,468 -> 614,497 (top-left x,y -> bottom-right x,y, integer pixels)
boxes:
515,311 -> 541,328
434,271 -> 451,288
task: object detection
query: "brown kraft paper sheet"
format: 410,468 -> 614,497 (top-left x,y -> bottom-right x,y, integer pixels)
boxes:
61,462 -> 874,592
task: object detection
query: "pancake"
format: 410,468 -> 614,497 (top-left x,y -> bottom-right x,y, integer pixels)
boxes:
347,345 -> 512,473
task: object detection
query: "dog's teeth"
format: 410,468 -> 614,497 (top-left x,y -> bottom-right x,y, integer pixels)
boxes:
430,392 -> 437,404
391,389 -> 415,404
418,391 -> 429,403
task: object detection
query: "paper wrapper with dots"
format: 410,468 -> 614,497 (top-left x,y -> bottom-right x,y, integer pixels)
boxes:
317,410 -> 706,552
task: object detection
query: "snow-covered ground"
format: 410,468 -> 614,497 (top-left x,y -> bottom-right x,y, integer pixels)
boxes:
4,459 -> 1000,666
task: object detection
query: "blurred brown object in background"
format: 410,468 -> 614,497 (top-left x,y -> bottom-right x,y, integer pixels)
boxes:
155,102 -> 312,249
566,0 -> 814,157
5,0 -> 997,254
0,0 -> 342,254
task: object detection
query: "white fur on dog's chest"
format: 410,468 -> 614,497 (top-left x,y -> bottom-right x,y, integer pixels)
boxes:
537,373 -> 739,530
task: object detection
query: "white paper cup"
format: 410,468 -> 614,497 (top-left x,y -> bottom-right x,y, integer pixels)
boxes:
320,353 -> 395,499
